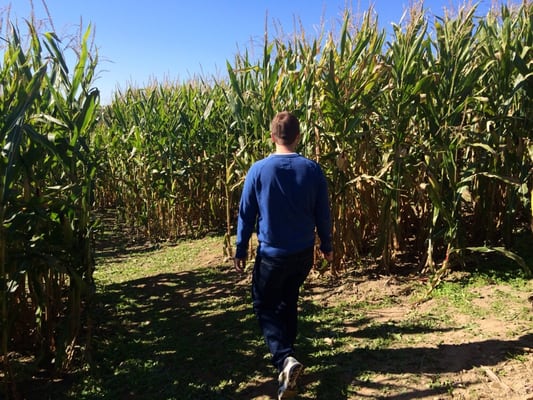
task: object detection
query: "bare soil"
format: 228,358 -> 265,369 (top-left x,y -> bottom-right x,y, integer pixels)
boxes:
300,270 -> 533,400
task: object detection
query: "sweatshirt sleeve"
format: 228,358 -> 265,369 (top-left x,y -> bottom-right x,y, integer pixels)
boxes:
235,168 -> 258,259
315,166 -> 332,253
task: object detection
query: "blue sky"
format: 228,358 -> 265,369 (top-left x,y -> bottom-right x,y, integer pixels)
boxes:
4,0 -> 505,104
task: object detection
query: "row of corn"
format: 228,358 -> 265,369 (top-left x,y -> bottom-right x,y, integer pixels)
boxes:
0,1 -> 531,389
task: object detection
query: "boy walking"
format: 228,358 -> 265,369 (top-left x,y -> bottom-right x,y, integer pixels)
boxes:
234,111 -> 333,399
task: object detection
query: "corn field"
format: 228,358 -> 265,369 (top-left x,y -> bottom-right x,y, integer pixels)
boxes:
96,2 -> 532,274
1,0 -> 532,395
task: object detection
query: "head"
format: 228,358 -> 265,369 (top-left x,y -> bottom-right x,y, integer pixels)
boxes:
270,111 -> 300,146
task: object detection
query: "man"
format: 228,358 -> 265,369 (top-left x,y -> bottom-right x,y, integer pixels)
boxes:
234,111 -> 333,399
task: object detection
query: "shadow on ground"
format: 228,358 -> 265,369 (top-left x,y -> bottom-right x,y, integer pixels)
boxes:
18,261 -> 532,400
97,269 -> 532,399
86,265 -> 273,400
298,298 -> 532,399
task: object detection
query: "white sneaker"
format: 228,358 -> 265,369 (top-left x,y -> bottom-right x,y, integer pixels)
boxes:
278,356 -> 303,399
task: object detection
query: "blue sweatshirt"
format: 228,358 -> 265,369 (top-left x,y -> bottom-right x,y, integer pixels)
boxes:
235,153 -> 332,259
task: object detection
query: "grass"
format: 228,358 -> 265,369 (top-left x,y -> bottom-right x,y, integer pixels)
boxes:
17,234 -> 533,400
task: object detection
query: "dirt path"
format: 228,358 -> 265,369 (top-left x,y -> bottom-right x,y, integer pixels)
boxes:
299,272 -> 533,399
92,227 -> 533,399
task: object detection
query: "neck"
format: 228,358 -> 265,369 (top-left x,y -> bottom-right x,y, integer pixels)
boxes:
274,144 -> 297,154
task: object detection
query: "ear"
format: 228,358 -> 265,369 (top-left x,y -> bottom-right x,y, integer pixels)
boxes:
271,133 -> 276,143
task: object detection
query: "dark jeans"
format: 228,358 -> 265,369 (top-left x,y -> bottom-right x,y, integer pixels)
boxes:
251,247 -> 314,371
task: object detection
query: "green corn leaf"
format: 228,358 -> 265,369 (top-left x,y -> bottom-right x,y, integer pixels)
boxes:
464,246 -> 532,277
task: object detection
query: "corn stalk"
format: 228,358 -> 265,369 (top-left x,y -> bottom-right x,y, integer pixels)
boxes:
0,17 -> 99,395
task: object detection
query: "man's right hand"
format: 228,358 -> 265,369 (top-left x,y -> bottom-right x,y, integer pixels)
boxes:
233,257 -> 247,273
